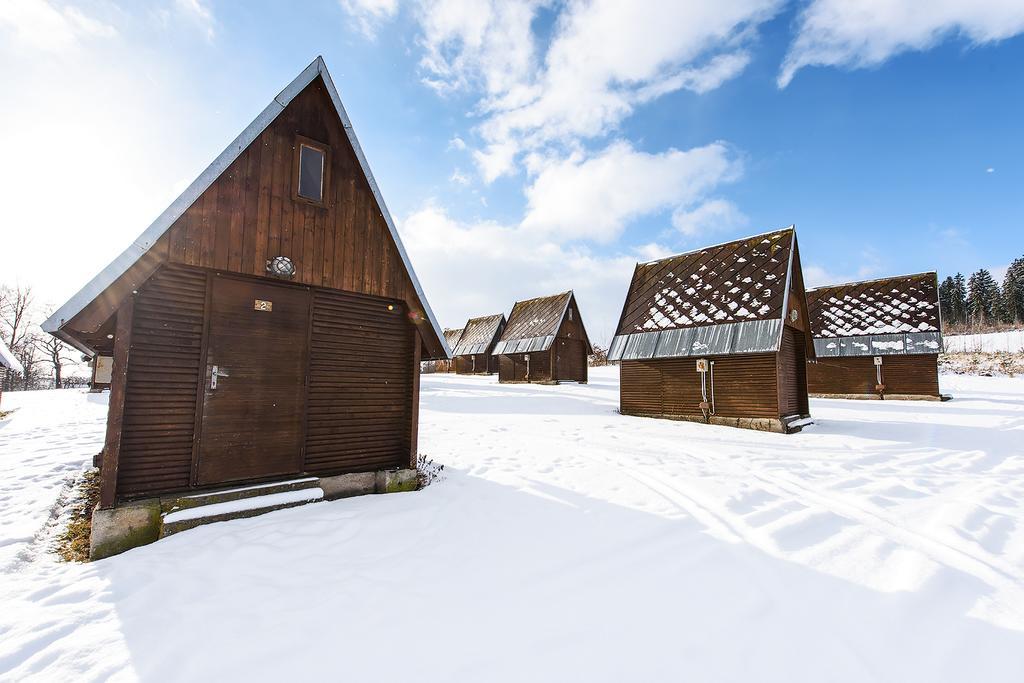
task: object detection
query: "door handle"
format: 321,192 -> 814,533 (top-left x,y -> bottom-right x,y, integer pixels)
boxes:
211,365 -> 218,390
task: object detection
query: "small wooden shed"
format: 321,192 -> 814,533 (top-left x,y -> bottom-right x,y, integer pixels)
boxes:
437,328 -> 465,372
806,272 -> 945,399
43,57 -> 450,513
0,338 -> 23,407
493,291 -> 591,384
453,314 -> 505,374
608,227 -> 814,433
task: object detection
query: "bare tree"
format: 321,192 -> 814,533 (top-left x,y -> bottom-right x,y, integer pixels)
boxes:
14,330 -> 42,390
1,285 -> 39,392
1,284 -> 35,351
589,344 -> 610,367
39,333 -> 77,389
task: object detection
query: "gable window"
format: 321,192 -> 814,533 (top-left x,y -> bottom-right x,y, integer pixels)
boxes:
293,136 -> 330,206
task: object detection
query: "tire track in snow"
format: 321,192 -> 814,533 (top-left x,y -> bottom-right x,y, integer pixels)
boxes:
744,465 -> 1024,594
583,426 -> 1024,618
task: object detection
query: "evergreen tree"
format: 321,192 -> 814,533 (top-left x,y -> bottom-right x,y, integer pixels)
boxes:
952,273 -> 968,325
967,269 -> 1001,327
939,276 -> 956,325
1002,257 -> 1024,325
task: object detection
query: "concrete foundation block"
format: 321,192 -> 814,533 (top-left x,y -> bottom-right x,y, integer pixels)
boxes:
89,499 -> 162,561
375,468 -> 418,494
320,472 -> 377,500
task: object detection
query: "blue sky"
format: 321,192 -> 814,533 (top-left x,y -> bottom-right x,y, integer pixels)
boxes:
2,0 -> 1022,340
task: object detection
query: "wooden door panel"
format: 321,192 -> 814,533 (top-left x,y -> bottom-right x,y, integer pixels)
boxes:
778,325 -> 807,417
196,275 -> 311,485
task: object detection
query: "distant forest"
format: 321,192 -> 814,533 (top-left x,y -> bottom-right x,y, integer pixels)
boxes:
939,256 -> 1024,333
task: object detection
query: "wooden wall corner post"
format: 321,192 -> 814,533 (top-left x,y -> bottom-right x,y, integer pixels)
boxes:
409,329 -> 422,469
99,297 -> 134,509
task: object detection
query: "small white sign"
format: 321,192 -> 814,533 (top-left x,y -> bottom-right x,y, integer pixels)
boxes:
695,359 -> 709,372
873,356 -> 883,366
94,356 -> 114,384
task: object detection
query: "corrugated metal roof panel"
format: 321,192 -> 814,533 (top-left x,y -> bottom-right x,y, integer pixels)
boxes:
733,319 -> 781,353
608,334 -> 628,361
906,331 -> 942,354
815,331 -> 943,357
493,335 -> 554,355
611,319 -> 783,360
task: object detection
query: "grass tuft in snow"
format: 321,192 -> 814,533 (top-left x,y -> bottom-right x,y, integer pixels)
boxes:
416,453 -> 445,490
940,351 -> 1024,377
53,468 -> 100,563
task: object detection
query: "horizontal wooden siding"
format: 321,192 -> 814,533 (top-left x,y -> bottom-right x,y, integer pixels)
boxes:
621,353 -> 780,419
305,288 -> 413,474
807,354 -> 940,396
117,266 -> 207,498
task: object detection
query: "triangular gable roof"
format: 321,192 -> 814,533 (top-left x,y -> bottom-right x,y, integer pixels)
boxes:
806,272 -> 942,358
0,338 -> 23,374
807,272 -> 940,338
609,227 -> 806,361
493,291 -> 592,355
43,56 -> 449,360
453,314 -> 504,357
443,327 -> 465,350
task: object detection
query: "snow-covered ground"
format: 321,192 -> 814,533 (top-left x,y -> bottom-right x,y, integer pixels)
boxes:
1,369 -> 1023,681
945,330 -> 1024,353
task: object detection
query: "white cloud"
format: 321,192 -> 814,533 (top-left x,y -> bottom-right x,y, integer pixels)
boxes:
449,168 -> 471,186
522,141 -> 742,243
340,0 -> 398,38
986,167 -> 995,173
447,135 -> 467,151
0,0 -> 116,53
175,0 -> 216,42
416,0 -> 541,99
0,4 -> 215,312
416,0 -> 782,180
400,204 -> 638,346
780,0 -> 1024,87
401,141 -> 745,340
671,198 -> 748,236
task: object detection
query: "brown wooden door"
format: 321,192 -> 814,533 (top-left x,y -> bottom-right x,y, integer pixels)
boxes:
778,326 -> 807,417
555,338 -> 583,381
196,275 -> 311,486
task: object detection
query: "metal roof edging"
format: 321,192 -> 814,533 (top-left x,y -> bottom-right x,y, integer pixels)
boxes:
775,225 -> 797,353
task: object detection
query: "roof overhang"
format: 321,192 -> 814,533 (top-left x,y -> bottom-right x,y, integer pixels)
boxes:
0,339 -> 24,374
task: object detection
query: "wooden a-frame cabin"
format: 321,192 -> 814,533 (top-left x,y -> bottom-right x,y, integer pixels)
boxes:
493,291 -> 591,384
43,58 -> 451,555
452,314 -> 505,374
608,227 -> 814,433
806,272 -> 946,400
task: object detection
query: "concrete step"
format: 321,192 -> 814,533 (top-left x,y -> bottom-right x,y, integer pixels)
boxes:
160,486 -> 324,538
159,477 -> 320,514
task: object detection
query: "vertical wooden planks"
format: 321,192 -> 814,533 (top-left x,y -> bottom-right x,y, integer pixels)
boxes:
254,135 -> 273,276
267,131 -> 287,262
240,142 -> 261,276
